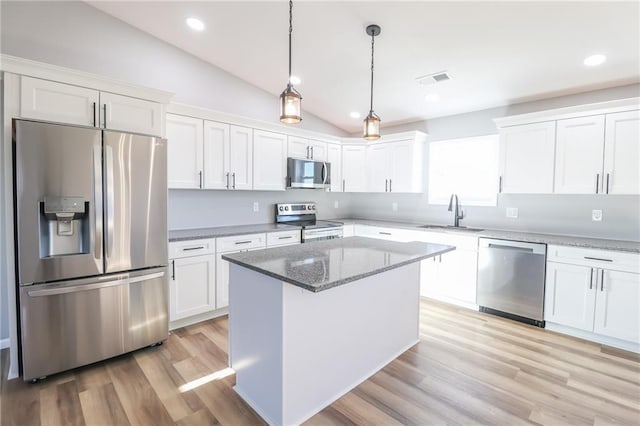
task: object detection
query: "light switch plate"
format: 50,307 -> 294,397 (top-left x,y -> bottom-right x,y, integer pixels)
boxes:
592,209 -> 602,221
506,207 -> 518,218
392,202 -> 398,212
334,201 -> 339,209
253,202 -> 259,212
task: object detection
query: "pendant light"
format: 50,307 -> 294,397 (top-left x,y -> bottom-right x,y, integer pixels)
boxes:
363,24 -> 381,140
280,0 -> 302,124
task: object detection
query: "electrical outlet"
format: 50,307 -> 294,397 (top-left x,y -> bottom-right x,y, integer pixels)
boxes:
506,207 -> 518,218
592,209 -> 602,222
334,201 -> 339,209
392,202 -> 398,212
253,202 -> 259,212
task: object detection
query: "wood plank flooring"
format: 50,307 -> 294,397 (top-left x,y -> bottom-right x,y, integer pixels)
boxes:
2,298 -> 639,425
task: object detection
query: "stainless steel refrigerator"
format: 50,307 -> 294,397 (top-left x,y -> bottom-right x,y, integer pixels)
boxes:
13,119 -> 169,381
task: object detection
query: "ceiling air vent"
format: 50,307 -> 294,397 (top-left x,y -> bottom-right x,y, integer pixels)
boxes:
416,71 -> 451,86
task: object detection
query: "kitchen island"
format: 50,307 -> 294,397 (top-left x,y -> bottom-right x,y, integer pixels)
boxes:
223,237 -> 454,425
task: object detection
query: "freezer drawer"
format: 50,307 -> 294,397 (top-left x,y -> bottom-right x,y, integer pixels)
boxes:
20,267 -> 168,381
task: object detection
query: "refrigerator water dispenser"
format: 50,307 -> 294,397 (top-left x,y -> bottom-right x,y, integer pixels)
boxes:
39,196 -> 89,257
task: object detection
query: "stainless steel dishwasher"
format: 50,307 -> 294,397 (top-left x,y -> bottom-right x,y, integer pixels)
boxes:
477,238 -> 547,327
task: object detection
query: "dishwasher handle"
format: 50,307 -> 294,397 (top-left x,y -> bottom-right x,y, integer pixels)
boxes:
479,238 -> 546,255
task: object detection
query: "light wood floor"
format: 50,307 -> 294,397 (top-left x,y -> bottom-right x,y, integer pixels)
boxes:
2,298 -> 639,425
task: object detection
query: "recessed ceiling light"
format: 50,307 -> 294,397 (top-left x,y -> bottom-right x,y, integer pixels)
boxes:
424,93 -> 440,102
290,75 -> 301,85
186,17 -> 205,32
584,54 -> 606,67
350,111 -> 361,119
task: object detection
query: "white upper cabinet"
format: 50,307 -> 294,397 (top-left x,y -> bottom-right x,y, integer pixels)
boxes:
228,125 -> 253,190
366,140 -> 423,193
253,130 -> 287,191
554,116 -> 605,194
100,92 -> 162,136
203,121 -> 230,189
20,76 -> 162,136
166,113 -> 203,189
342,145 -> 367,192
327,143 -> 342,192
20,76 -> 99,126
499,121 -> 556,193
603,111 -> 640,194
287,136 -> 327,161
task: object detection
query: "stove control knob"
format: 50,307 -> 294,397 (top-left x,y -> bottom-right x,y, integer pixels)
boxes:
311,205 -> 316,210
279,206 -> 283,211
285,206 -> 289,211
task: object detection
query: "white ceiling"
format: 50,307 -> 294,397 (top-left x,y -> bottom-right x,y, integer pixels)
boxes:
88,1 -> 640,133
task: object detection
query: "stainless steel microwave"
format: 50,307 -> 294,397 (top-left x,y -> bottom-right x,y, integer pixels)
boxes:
286,158 -> 331,189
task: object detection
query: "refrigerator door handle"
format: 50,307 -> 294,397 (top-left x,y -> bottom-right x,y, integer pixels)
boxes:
93,145 -> 103,261
105,145 -> 115,258
27,271 -> 165,297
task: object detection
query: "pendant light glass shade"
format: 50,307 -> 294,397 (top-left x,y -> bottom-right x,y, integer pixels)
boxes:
280,84 -> 302,124
363,111 -> 381,140
363,24 -> 381,140
280,0 -> 302,124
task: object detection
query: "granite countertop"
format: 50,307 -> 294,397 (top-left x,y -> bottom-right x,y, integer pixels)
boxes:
222,236 -> 454,292
338,218 -> 640,253
168,223 -> 301,242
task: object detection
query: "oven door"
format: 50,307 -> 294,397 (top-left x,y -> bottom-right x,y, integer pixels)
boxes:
303,227 -> 343,243
287,158 -> 331,189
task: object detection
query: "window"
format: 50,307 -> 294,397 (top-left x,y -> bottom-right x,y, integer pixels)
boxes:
428,134 -> 499,206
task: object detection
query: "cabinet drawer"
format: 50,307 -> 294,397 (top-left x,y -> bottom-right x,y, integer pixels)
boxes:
267,230 -> 301,247
169,238 -> 216,259
217,233 -> 266,253
547,245 -> 640,274
355,225 -> 416,242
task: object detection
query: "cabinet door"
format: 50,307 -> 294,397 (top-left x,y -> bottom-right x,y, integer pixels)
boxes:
169,255 -> 216,321
229,125 -> 253,190
603,111 -> 640,195
203,121 -> 230,189
288,136 -> 310,160
554,116 -> 605,194
327,143 -> 342,192
499,121 -> 556,193
100,92 -> 162,136
544,262 -> 596,331
594,269 -> 640,343
420,256 -> 440,298
342,145 -> 367,192
367,143 -> 390,193
253,130 -> 287,191
309,140 -> 328,161
216,254 -> 230,309
391,140 -> 422,193
20,76 -> 99,126
166,114 -> 204,189
436,250 -> 478,305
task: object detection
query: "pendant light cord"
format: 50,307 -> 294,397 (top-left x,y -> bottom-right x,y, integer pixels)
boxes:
288,0 -> 293,86
369,31 -> 375,113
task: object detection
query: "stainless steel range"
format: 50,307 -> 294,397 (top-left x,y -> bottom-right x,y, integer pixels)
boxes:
275,202 -> 343,242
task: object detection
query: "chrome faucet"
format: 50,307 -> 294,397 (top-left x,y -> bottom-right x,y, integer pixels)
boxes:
447,194 -> 464,227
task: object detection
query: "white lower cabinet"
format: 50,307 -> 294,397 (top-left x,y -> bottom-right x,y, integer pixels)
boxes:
168,239 -> 216,324
544,245 -> 640,351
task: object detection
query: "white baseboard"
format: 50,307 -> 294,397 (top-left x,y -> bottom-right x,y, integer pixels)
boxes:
169,307 -> 228,330
0,338 -> 9,350
546,322 -> 639,353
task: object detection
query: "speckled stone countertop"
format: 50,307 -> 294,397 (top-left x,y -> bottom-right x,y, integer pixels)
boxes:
222,236 -> 455,292
168,223 -> 301,242
338,218 -> 640,253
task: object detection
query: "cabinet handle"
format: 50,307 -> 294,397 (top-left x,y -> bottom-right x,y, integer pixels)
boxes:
103,104 -> 107,128
92,102 -> 96,127
232,172 -> 236,189
498,176 -> 503,193
600,269 -> 605,291
234,240 -> 252,245
311,146 -> 314,159
606,173 -> 610,194
306,146 -> 310,159
342,179 -> 345,192
584,256 -> 612,262
278,236 -> 293,240
589,267 -> 594,290
439,255 -> 442,263
379,232 -> 392,236
199,170 -> 203,189
595,173 -> 600,194
389,179 -> 392,192
182,246 -> 205,251
226,172 -> 230,189
171,260 -> 176,280
385,179 -> 388,192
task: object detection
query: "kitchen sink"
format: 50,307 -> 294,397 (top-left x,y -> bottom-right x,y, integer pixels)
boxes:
418,225 -> 484,232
